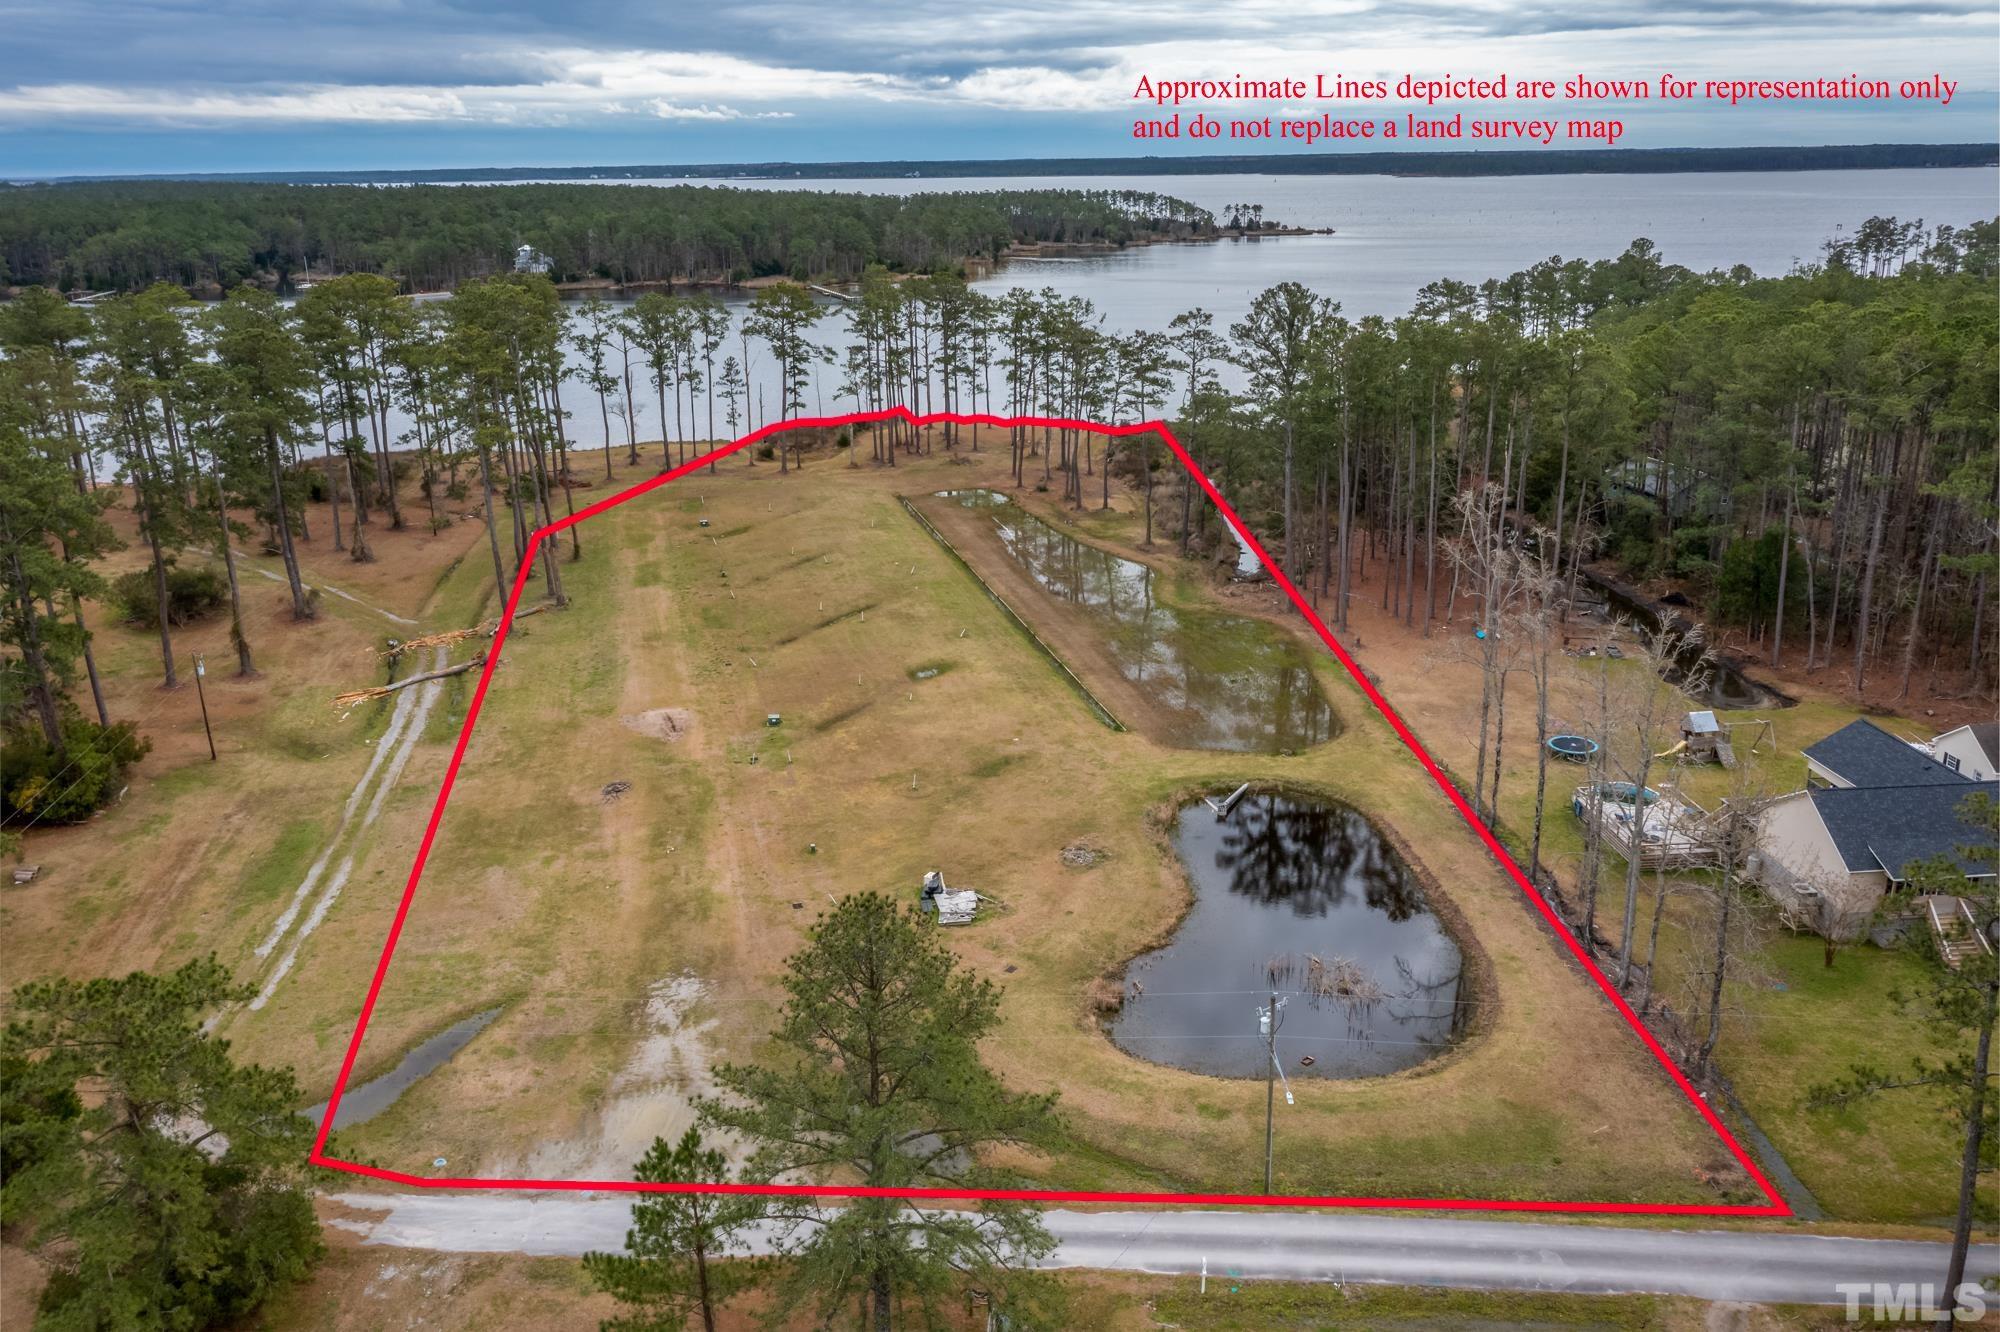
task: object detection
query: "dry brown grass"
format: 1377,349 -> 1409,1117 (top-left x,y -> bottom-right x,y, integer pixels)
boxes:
2,433 -> 1757,1209
323,431 -> 1749,1206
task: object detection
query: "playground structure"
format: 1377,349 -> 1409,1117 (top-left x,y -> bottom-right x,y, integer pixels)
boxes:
1653,711 -> 1776,769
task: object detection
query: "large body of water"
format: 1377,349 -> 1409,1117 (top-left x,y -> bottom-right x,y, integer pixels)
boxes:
533,168 -> 1998,322
394,168 -> 1997,454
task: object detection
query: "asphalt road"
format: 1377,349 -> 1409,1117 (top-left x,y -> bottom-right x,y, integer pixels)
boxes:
327,1192 -> 1999,1306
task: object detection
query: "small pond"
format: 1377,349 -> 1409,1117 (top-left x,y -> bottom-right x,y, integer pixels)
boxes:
1111,792 -> 1467,1079
939,489 -> 1337,753
303,1008 -> 501,1131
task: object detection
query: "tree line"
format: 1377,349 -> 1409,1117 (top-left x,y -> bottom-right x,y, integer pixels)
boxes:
5,214 -> 1995,823
152,142 -> 1999,184
0,182 -> 1224,295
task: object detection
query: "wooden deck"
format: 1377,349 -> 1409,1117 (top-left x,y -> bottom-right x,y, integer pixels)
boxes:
1575,786 -> 1722,871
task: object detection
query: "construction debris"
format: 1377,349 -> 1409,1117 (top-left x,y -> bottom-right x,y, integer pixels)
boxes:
919,869 -> 982,925
1202,783 -> 1253,819
11,865 -> 41,885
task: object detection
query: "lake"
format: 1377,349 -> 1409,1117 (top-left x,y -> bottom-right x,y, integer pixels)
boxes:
521,167 -> 1999,322
404,167 -> 1999,452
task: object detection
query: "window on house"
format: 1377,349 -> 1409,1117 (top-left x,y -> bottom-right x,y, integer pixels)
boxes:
1942,753 -> 1961,772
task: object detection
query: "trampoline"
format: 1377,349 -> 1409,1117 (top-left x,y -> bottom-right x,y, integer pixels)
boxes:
1547,734 -> 1600,762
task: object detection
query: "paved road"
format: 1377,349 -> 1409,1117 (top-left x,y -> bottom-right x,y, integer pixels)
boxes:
327,1193 -> 1997,1306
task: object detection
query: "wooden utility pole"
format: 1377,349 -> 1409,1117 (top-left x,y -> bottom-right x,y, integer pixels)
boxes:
192,653 -> 216,761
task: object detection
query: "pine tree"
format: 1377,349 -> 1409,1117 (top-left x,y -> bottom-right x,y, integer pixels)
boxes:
698,892 -> 1063,1332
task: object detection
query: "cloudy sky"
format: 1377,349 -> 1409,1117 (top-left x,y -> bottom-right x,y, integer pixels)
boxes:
3,0 -> 1994,176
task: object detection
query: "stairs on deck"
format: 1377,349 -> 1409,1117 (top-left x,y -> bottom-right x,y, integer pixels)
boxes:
1925,896 -> 1993,970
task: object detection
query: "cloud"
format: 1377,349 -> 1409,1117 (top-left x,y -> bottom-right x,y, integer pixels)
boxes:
0,0 -> 1991,136
650,101 -> 794,122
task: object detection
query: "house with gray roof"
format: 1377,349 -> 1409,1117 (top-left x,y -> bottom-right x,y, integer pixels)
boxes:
1802,718 -> 1965,789
1753,718 -> 1992,936
1932,721 -> 2000,783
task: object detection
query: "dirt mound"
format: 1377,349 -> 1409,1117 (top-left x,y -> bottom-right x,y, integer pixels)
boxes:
622,708 -> 692,743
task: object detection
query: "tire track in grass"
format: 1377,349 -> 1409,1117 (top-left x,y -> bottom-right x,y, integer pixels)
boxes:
256,678 -> 424,958
250,647 -> 447,1011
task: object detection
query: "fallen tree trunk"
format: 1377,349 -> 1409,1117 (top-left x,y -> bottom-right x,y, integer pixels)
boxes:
334,654 -> 487,714
380,602 -> 553,660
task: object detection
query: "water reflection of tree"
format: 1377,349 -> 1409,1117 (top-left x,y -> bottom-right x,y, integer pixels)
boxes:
1211,795 -> 1425,919
1389,954 -> 1467,1037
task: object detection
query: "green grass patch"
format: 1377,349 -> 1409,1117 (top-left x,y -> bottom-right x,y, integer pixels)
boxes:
1148,1278 -> 1669,1330
235,819 -> 326,910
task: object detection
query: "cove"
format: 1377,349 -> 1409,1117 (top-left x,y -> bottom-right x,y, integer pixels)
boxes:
1111,792 -> 1467,1078
938,489 -> 1337,753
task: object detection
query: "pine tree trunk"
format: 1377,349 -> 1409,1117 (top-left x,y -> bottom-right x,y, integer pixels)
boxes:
264,427 -> 312,621
1937,982 -> 1994,1330
215,477 -> 254,675
1852,471 -> 1889,696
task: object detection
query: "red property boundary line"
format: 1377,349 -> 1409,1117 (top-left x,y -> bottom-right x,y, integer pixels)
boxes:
308,405 -> 1789,1218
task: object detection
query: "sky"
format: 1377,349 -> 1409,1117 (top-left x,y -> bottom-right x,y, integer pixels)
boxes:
2,0 -> 1996,177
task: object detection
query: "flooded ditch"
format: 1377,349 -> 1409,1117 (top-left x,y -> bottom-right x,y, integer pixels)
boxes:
1577,569 -> 1792,711
937,489 -> 1336,753
304,1008 -> 502,1132
1110,791 -> 1469,1079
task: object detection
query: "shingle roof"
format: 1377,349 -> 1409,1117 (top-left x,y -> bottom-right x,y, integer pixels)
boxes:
1809,784 -> 1996,881
1803,719 -> 1967,788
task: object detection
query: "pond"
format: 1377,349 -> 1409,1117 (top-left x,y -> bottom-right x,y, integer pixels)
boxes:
938,489 -> 1337,753
1111,792 -> 1467,1079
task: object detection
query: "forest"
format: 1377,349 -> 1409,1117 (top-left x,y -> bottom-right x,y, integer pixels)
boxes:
1,212 -> 1996,824
62,141 -> 1999,184
0,182 -> 1225,296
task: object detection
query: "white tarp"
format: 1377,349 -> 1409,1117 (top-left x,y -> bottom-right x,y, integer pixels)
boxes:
933,890 -> 979,925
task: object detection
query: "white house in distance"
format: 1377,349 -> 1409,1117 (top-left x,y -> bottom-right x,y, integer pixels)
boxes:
1932,721 -> 1999,782
514,243 -> 552,275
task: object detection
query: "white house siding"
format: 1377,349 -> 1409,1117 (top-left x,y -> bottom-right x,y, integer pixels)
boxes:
1932,727 -> 1998,783
1751,790 -> 1889,922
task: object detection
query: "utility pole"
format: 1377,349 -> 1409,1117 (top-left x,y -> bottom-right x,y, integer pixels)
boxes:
1259,990 -> 1290,1192
192,653 -> 216,761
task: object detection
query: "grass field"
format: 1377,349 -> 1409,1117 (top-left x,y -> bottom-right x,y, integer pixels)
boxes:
245,1239 -> 1807,1332
8,427 -> 1963,1227
298,433 -> 1760,1208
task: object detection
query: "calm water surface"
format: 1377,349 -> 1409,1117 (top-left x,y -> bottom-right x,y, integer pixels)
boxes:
941,488 -> 1335,752
396,168 -> 1997,448
1111,792 -> 1465,1079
